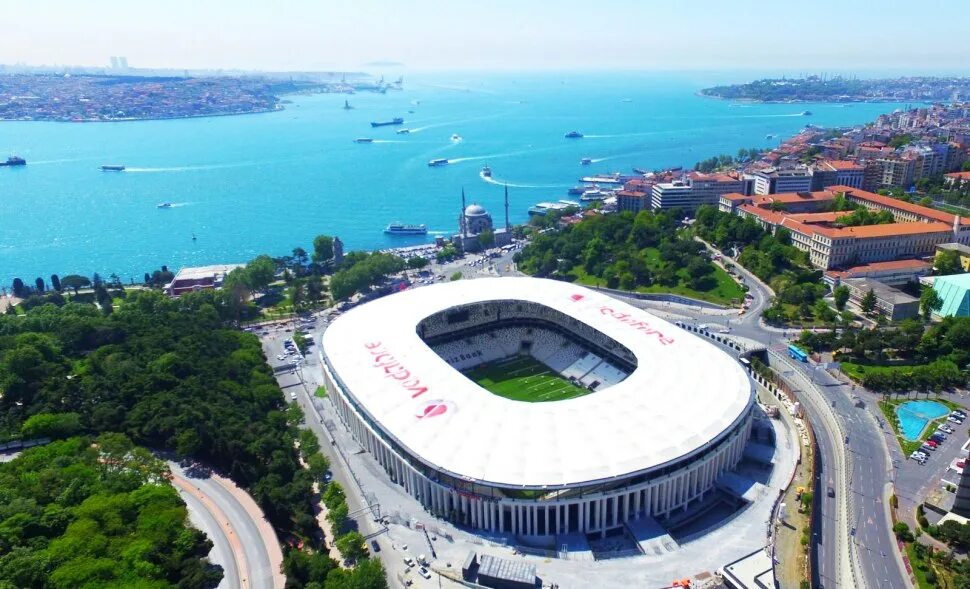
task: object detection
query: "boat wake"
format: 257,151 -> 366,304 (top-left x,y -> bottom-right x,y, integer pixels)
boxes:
371,139 -> 407,144
124,162 -> 258,173
479,172 -> 568,189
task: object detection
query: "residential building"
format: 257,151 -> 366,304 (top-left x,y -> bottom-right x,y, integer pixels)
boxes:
812,160 -> 865,190
650,172 -> 744,212
747,166 -> 814,195
843,278 -> 920,321
616,190 -> 651,214
822,259 -> 933,288
877,156 -> 916,188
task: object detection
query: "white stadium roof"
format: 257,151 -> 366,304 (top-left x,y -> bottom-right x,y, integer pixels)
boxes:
322,277 -> 752,488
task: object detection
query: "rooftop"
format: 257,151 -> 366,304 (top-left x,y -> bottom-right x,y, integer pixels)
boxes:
844,278 -> 919,305
171,263 -> 244,282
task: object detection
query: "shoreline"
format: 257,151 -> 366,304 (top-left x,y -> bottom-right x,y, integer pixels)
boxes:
696,91 -> 927,105
0,104 -> 286,124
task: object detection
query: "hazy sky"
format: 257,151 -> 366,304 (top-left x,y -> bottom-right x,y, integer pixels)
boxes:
4,0 -> 970,73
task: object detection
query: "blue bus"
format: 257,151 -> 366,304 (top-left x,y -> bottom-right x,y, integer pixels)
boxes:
788,344 -> 808,363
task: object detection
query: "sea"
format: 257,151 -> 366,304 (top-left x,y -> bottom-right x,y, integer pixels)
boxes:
0,71 -> 915,285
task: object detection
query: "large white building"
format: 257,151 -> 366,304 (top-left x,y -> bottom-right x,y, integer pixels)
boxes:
320,278 -> 754,538
650,172 -> 745,212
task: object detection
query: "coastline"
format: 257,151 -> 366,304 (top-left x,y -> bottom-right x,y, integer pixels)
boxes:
696,91 -> 917,104
0,104 -> 286,124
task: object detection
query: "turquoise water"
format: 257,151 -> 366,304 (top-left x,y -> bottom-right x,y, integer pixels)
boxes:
896,400 -> 950,441
0,72 -> 912,284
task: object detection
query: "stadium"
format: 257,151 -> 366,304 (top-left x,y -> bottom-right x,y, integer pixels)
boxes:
320,277 -> 754,538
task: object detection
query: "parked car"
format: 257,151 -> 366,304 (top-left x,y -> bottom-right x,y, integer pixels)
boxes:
948,416 -> 963,424
418,567 -> 431,580
827,486 -> 835,498
403,556 -> 415,568
370,540 -> 380,552
927,440 -> 939,448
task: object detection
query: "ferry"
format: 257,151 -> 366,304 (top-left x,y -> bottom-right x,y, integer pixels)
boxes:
564,131 -> 584,139
100,164 -> 125,171
580,173 -> 623,185
481,165 -> 492,178
580,157 -> 592,166
580,189 -> 612,201
343,100 -> 353,110
157,202 -> 173,209
567,186 -> 586,196
355,138 -> 374,143
371,117 -> 405,127
396,128 -> 411,134
427,158 -> 449,167
384,223 -> 428,235
0,155 -> 26,167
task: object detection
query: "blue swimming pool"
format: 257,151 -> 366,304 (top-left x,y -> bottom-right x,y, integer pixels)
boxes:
896,400 -> 950,441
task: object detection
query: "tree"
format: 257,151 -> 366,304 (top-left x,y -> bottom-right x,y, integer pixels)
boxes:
91,272 -> 103,288
307,453 -> 330,480
20,412 -> 81,439
245,255 -> 277,294
34,277 -> 45,293
935,249 -> 963,276
833,285 -> 850,311
860,288 -> 877,315
478,228 -> 495,249
335,531 -> 368,563
11,278 -> 26,298
312,235 -> 335,264
60,274 -> 91,295
920,287 -> 943,320
50,274 -> 61,292
407,257 -> 429,270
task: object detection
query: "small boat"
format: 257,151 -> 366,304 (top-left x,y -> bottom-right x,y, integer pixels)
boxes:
428,158 -> 449,167
396,128 -> 411,134
157,202 -> 173,209
343,100 -> 353,110
384,223 -> 428,235
564,131 -> 584,139
451,133 -> 462,142
765,134 -> 775,139
481,165 -> 492,178
580,157 -> 592,166
371,117 -> 405,127
192,232 -> 197,241
0,155 -> 26,167
355,138 -> 374,143
632,167 -> 648,175
100,164 -> 125,171
801,111 -> 813,116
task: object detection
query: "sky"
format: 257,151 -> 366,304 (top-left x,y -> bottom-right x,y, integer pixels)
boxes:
3,0 -> 970,74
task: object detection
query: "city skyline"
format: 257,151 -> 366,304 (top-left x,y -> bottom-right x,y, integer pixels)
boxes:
4,0 -> 970,73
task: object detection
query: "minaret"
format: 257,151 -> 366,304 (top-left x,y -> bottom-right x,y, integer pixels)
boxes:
461,188 -> 467,238
953,457 -> 970,517
955,214 -> 961,237
504,184 -> 510,232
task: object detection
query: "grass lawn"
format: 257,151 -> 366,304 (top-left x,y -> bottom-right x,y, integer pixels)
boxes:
464,355 -> 589,402
841,361 -> 933,383
570,249 -> 745,307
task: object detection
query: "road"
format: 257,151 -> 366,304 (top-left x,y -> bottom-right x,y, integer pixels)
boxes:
652,244 -> 910,589
169,461 -> 285,589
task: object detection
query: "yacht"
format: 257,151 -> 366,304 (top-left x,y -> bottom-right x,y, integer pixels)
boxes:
428,158 -> 449,167
384,223 -> 428,235
481,165 -> 492,178
157,202 -> 173,209
355,138 -> 374,143
100,164 -> 125,171
564,131 -> 584,139
396,128 -> 411,134
579,173 -> 623,185
580,157 -> 592,166
801,110 -> 813,116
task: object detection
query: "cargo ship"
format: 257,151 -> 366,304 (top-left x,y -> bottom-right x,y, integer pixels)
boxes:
100,164 -> 125,171
427,158 -> 449,167
564,131 -> 584,139
384,223 -> 428,235
371,117 -> 405,127
0,156 -> 26,167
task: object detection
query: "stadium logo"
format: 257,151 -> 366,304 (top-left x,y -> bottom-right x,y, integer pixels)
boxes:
364,341 -> 429,398
569,293 -> 585,302
416,400 -> 453,420
598,306 -> 676,346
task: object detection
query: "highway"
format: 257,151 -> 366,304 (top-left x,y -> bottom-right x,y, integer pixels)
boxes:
655,242 -> 910,589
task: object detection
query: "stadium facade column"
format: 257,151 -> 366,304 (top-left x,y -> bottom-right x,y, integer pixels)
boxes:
532,505 -> 538,536
598,498 -> 606,537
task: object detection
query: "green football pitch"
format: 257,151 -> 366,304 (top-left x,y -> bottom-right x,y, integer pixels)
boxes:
463,355 -> 590,402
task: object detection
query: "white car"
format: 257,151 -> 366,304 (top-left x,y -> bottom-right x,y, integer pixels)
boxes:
418,567 -> 431,579
948,416 -> 963,424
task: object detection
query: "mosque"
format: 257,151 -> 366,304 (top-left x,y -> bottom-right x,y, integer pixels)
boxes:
452,186 -> 513,252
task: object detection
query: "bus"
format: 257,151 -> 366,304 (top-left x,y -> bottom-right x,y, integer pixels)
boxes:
788,344 -> 808,363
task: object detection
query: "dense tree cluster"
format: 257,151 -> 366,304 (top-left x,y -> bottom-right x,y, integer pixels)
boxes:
329,252 -> 405,301
0,435 -> 221,588
514,209 -> 726,294
0,290 -> 318,543
798,317 -> 970,391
